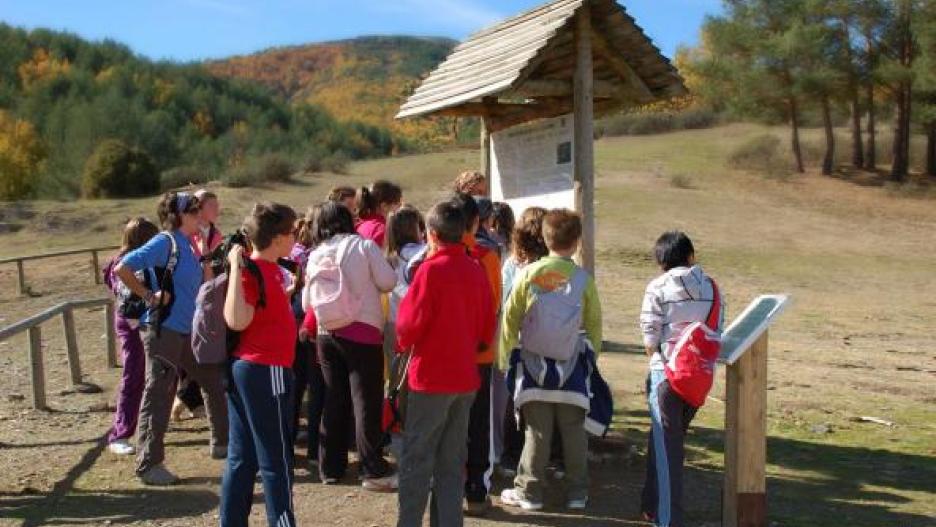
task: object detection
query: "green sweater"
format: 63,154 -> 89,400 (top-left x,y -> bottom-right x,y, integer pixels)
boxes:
498,256 -> 603,370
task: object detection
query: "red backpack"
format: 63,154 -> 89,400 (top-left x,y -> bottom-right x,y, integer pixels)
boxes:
664,280 -> 722,408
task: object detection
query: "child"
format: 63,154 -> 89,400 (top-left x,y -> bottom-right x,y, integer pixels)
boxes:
220,202 -> 299,527
356,180 -> 403,248
491,202 -> 515,259
639,231 -> 723,527
451,193 -> 501,515
395,201 -> 496,527
104,217 -> 159,455
499,209 -> 602,511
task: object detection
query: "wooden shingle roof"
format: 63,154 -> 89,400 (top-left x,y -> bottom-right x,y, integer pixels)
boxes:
396,0 -> 687,124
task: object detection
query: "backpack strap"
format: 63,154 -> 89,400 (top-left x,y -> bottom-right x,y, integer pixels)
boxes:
568,267 -> 590,300
705,279 -> 721,330
154,232 -> 180,337
243,258 -> 267,309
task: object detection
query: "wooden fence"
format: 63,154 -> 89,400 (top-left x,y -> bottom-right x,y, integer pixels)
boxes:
0,298 -> 116,410
0,245 -> 119,296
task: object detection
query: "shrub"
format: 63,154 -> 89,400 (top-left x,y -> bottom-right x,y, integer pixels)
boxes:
81,140 -> 159,198
597,108 -> 719,138
221,164 -> 253,188
727,134 -> 790,179
255,154 -> 294,183
323,153 -> 350,175
669,174 -> 695,189
160,165 -> 210,191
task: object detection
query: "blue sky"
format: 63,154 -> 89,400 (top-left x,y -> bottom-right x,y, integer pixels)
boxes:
0,0 -> 722,62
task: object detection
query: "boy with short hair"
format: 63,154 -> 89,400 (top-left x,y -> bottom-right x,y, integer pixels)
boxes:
639,231 -> 724,527
395,201 -> 496,527
499,209 -> 602,511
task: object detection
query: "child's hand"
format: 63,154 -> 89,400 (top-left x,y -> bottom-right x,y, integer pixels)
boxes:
228,244 -> 244,269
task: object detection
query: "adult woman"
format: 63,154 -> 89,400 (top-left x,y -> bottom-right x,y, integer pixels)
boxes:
115,191 -> 228,486
304,202 -> 398,490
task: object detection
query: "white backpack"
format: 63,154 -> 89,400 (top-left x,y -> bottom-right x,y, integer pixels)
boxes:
304,236 -> 361,331
520,268 -> 590,361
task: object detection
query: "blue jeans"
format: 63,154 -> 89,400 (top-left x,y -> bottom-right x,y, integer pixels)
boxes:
641,369 -> 698,527
221,359 -> 296,527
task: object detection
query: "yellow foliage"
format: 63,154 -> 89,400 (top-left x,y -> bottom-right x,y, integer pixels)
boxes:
193,110 -> 215,137
95,66 -> 115,83
153,78 -> 174,105
0,111 -> 46,200
18,48 -> 71,89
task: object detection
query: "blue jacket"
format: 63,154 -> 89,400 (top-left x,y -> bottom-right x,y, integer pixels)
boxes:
505,338 -> 613,437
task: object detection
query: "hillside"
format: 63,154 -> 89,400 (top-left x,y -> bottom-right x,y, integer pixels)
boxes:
206,36 -> 479,148
0,24 -> 400,200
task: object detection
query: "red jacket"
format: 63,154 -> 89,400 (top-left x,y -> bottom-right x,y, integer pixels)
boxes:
396,243 -> 496,393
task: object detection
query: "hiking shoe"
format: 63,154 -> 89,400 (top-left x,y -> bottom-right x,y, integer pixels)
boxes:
500,488 -> 542,511
108,439 -> 135,456
210,445 -> 228,459
464,496 -> 491,517
139,464 -> 179,486
361,473 -> 398,492
566,497 -> 588,510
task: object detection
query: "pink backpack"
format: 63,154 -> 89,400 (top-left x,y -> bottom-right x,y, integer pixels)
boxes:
304,236 -> 360,331
664,280 -> 722,408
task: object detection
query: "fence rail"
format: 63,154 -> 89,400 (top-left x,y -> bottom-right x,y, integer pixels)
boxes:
0,245 -> 119,296
0,298 -> 116,410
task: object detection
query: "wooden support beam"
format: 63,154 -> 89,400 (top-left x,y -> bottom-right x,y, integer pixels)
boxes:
62,307 -> 82,386
574,3 -> 596,275
724,331 -> 768,527
16,260 -> 26,297
90,250 -> 101,285
590,30 -> 656,105
480,116 -> 492,187
27,326 -> 46,410
512,79 -> 618,98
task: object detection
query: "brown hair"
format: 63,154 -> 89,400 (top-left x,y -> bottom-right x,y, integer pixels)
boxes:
243,202 -> 298,251
511,207 -> 548,264
155,191 -> 200,231
542,209 -> 582,253
357,180 -> 402,218
386,205 -> 425,264
327,186 -> 356,203
119,217 -> 159,257
453,171 -> 486,195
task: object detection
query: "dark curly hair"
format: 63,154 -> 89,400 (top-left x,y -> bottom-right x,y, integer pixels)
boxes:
511,206 -> 548,264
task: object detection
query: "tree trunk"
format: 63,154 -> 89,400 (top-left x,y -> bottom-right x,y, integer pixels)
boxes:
841,18 -> 863,169
865,81 -> 877,171
927,122 -> 936,178
790,96 -> 805,173
891,0 -> 913,182
821,96 -> 835,176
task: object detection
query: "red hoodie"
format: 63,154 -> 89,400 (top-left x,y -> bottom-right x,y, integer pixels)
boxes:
396,243 -> 496,393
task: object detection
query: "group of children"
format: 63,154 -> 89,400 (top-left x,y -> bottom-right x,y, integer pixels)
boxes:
102,171 -> 721,527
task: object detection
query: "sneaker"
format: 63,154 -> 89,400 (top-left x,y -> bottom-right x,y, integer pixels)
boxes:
210,445 -> 228,459
321,476 -> 339,485
464,496 -> 491,517
108,440 -> 135,455
361,473 -> 398,492
170,398 -> 186,422
641,511 -> 656,523
500,488 -> 543,511
566,497 -> 588,510
139,464 -> 179,486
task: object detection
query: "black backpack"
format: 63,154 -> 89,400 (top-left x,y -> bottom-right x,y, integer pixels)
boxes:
151,232 -> 180,336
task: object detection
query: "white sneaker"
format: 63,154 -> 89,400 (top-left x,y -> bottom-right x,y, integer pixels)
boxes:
139,464 -> 179,486
361,473 -> 398,492
108,440 -> 135,455
500,488 -> 543,511
566,497 -> 588,510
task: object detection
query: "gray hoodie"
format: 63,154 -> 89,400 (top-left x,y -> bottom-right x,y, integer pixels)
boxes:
640,265 -> 725,371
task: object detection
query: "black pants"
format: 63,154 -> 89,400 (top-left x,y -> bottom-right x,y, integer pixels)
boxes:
293,337 -> 326,460
176,373 -> 204,410
318,334 -> 391,480
465,364 -> 493,502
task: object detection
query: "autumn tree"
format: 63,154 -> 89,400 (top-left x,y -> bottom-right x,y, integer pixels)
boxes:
0,111 -> 46,200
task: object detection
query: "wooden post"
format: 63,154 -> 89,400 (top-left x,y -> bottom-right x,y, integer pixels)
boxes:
62,307 -> 82,386
724,330 -> 768,527
104,302 -> 117,368
90,250 -> 101,285
573,4 -> 596,275
16,259 -> 26,297
480,116 -> 492,193
27,326 -> 46,410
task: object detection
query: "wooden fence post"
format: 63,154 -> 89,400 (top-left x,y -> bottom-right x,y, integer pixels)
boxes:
27,326 -> 46,410
724,330 -> 768,527
62,307 -> 82,386
90,250 -> 102,285
16,259 -> 26,297
104,302 -> 117,368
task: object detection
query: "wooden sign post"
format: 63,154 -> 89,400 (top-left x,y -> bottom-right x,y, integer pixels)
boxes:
573,5 -> 596,274
718,295 -> 790,527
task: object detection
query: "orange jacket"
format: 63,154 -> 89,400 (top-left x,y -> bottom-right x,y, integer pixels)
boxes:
463,233 -> 501,364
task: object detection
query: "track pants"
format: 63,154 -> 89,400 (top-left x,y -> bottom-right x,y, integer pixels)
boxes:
221,359 -> 296,527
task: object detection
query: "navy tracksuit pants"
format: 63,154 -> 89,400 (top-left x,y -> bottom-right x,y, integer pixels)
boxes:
221,359 -> 296,527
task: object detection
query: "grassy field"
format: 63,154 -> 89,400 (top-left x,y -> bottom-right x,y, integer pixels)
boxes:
0,123 -> 933,526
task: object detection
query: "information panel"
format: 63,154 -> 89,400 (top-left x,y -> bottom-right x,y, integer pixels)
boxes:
490,114 -> 575,213
718,294 -> 791,365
